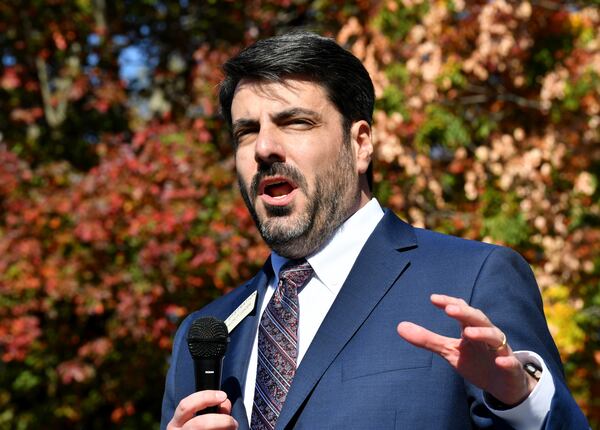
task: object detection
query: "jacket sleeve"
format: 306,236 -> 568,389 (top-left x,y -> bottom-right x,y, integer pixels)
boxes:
466,246 -> 589,429
160,314 -> 194,430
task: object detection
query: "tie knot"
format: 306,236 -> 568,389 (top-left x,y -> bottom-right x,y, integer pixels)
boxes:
279,258 -> 313,290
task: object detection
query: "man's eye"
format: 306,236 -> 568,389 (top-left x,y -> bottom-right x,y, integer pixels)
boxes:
234,129 -> 256,141
286,118 -> 314,127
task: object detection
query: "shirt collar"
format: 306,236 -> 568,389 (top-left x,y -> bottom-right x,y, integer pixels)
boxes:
271,198 -> 384,294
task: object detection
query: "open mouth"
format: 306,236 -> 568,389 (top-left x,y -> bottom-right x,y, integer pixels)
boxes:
259,177 -> 298,203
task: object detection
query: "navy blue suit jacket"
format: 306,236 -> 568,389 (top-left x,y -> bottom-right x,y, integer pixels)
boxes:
161,210 -> 589,429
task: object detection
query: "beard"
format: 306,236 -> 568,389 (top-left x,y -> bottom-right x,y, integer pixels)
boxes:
238,142 -> 358,259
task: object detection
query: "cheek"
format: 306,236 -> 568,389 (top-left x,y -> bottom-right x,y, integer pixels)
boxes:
235,151 -> 256,179
304,146 -> 345,176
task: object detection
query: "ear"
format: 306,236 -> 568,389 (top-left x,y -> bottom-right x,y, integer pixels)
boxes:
351,120 -> 373,175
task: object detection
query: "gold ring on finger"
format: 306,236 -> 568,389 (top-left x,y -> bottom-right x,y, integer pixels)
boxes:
488,332 -> 507,352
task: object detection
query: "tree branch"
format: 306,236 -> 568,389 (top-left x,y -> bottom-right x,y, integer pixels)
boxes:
35,56 -> 70,128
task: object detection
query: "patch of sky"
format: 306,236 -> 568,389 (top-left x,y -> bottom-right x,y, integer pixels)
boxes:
3,54 -> 16,66
88,33 -> 102,46
87,53 -> 100,67
118,40 -> 160,91
113,34 -> 130,47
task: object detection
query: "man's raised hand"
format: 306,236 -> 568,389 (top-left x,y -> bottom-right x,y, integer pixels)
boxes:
397,294 -> 537,406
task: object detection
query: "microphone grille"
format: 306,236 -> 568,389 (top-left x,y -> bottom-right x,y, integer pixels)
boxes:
187,316 -> 229,359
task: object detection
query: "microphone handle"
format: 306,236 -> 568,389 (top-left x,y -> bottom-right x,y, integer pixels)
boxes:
193,356 -> 224,415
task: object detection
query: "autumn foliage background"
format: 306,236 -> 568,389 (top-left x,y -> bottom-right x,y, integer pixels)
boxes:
0,0 -> 599,428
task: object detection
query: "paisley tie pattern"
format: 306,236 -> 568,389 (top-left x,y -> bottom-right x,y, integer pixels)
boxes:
250,259 -> 314,430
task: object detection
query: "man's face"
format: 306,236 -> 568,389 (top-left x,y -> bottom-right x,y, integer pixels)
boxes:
231,79 -> 363,259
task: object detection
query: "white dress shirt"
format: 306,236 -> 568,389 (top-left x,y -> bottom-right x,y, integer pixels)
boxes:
243,198 -> 554,429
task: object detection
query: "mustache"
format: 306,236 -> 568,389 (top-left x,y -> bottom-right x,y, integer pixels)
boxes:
250,162 -> 308,199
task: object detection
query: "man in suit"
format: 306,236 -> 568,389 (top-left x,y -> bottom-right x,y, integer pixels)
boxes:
161,32 -> 589,429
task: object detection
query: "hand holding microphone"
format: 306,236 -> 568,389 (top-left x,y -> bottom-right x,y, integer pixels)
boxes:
167,317 -> 238,430
187,316 -> 229,414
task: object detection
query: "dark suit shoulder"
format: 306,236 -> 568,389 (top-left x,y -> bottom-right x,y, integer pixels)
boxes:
413,225 -> 497,253
413,226 -> 530,269
381,209 -> 500,261
412,226 -> 533,277
179,275 -> 260,330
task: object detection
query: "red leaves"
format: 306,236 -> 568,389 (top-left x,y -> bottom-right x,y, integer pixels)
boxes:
52,31 -> 67,51
10,107 -> 44,124
78,338 -> 112,364
0,126 -> 270,430
0,127 -> 238,359
1,67 -> 20,90
0,316 -> 41,362
74,220 -> 109,243
110,402 -> 135,424
57,359 -> 94,384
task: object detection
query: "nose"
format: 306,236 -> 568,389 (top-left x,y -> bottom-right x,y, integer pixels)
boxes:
254,125 -> 285,165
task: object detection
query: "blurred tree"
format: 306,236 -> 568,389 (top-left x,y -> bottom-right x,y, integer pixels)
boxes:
0,0 -> 364,168
354,0 -> 600,423
0,0 -> 598,428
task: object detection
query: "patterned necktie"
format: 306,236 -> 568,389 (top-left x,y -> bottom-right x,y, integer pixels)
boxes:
251,259 -> 314,430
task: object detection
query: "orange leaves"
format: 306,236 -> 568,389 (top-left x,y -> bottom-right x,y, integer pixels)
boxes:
0,125 -> 272,421
52,31 -> 67,51
110,402 -> 135,424
363,1 -> 599,418
10,107 -> 44,124
190,237 -> 219,268
0,0 -> 596,426
0,317 -> 41,362
78,338 -> 112,365
74,220 -> 109,243
1,67 -> 20,90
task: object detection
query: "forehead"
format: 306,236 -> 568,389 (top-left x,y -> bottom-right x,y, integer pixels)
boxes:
230,78 -> 335,119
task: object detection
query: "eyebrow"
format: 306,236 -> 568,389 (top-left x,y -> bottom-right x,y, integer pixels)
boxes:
231,107 -> 323,142
271,108 -> 322,123
232,107 -> 322,131
231,118 -> 257,135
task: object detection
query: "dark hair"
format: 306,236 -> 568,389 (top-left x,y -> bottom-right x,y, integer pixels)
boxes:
219,32 -> 375,189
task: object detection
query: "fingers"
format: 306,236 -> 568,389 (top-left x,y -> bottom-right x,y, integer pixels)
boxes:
404,295 -> 511,356
400,295 -> 536,406
462,326 -> 511,356
397,321 -> 458,355
431,294 -> 492,328
168,391 -> 238,430
172,391 -> 226,424
432,295 -> 511,353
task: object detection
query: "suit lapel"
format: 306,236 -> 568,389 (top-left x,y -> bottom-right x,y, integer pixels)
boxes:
276,211 -> 417,429
222,259 -> 273,430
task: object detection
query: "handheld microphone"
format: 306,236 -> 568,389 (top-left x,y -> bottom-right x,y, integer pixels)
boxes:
187,316 -> 229,414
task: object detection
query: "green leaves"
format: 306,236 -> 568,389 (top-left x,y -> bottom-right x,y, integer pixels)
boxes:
415,105 -> 471,152
1,0 -> 599,428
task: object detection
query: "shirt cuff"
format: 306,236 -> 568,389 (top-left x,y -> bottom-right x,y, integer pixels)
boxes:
484,351 -> 554,430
